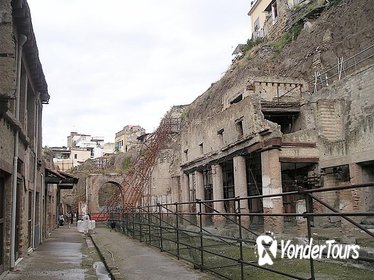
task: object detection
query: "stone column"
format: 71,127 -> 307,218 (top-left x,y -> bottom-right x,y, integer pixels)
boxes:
233,156 -> 250,228
181,173 -> 190,212
296,199 -> 307,237
195,170 -> 206,225
212,164 -> 225,227
349,163 -> 365,223
340,189 -> 356,243
261,149 -> 284,233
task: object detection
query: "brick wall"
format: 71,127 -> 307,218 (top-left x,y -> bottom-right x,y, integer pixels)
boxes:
0,1 -> 16,101
317,100 -> 344,141
314,64 -> 374,167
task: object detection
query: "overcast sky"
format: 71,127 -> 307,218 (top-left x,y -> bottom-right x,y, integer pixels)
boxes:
28,0 -> 251,147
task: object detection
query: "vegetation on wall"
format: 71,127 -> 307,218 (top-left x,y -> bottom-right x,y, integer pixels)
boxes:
121,156 -> 132,173
242,37 -> 263,54
271,21 -> 304,53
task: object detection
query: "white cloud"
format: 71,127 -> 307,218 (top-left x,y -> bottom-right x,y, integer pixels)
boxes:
28,0 -> 251,146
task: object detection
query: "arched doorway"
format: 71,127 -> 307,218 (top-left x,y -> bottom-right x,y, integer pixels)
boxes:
98,181 -> 123,219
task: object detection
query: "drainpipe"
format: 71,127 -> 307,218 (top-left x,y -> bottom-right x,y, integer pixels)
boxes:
32,92 -> 40,249
11,34 -> 27,269
39,173 -> 44,244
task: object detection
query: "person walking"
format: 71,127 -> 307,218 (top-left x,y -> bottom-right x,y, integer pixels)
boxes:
67,212 -> 71,228
110,220 -> 116,232
58,213 -> 64,226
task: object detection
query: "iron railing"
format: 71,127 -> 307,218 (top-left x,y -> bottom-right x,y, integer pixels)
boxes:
101,182 -> 374,280
311,44 -> 374,93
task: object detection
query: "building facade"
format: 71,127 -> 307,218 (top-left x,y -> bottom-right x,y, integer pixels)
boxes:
248,0 -> 308,39
50,132 -> 109,172
0,0 -> 79,275
0,0 -> 49,273
175,66 -> 374,234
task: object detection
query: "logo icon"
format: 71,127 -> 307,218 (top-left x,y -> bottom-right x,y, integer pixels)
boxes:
256,232 -> 277,266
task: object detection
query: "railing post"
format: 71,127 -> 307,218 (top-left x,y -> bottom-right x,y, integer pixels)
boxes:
139,206 -> 143,242
148,206 -> 152,245
175,202 -> 180,260
132,211 -> 135,239
126,212 -> 129,235
158,203 -> 163,251
305,193 -> 315,280
236,197 -> 244,280
198,199 -> 204,271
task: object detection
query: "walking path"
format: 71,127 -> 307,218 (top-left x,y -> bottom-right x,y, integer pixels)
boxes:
90,226 -> 212,280
1,225 -> 212,280
2,226 -> 91,280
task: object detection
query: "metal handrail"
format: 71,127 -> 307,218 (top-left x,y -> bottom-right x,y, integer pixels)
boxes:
311,43 -> 374,93
103,182 -> 374,280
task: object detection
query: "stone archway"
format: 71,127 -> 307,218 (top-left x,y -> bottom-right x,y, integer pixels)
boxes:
86,174 -> 124,215
98,181 -> 123,211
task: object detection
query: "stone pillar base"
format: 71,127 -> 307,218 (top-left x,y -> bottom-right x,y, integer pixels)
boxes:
340,189 -> 356,243
264,205 -> 284,234
296,200 -> 307,237
240,214 -> 250,230
213,215 -> 226,229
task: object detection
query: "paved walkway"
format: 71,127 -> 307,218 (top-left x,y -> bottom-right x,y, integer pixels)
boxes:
90,226 -> 212,280
1,225 -> 212,280
2,226 -> 92,280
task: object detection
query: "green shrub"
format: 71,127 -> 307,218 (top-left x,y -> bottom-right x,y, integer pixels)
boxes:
122,156 -> 132,172
272,21 -> 303,53
242,37 -> 263,54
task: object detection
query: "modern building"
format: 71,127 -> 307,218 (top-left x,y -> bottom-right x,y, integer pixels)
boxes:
67,132 -> 104,158
49,132 -> 109,171
248,0 -> 307,39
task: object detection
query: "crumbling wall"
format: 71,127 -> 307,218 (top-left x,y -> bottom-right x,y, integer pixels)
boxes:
185,0 -> 374,128
302,64 -> 374,226
312,64 -> 374,167
148,149 -> 174,203
181,93 -> 280,165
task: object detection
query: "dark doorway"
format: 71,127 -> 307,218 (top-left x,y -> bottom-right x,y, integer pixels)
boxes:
281,163 -> 315,223
203,169 -> 213,225
98,182 -> 122,220
15,180 -> 22,261
222,161 -> 235,214
246,152 -> 264,226
360,161 -> 374,212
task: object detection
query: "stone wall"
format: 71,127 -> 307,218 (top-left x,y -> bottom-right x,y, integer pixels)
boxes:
310,65 -> 374,168
181,94 -> 278,166
0,0 -> 16,104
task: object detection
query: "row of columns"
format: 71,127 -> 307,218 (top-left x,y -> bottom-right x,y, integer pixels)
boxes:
182,148 -> 284,233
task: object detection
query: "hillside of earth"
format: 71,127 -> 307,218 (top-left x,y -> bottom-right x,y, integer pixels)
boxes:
185,0 -> 374,122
